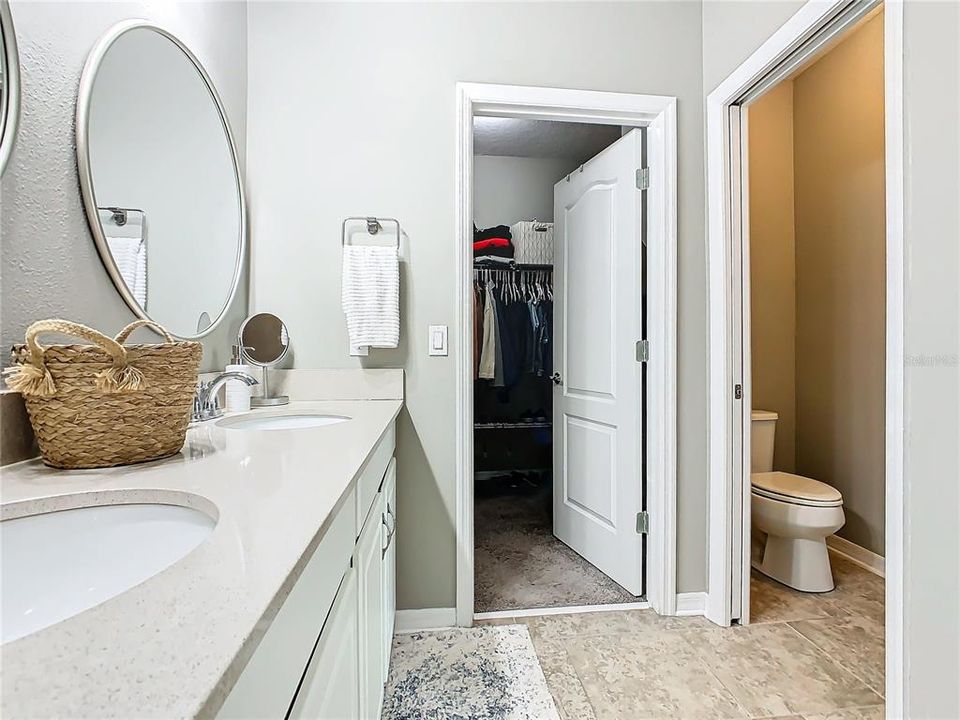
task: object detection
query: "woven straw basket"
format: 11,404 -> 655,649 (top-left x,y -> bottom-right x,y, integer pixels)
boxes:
5,319 -> 202,469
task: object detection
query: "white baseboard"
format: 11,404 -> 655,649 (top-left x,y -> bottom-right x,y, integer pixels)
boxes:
826,535 -> 885,577
675,591 -> 707,616
394,607 -> 457,633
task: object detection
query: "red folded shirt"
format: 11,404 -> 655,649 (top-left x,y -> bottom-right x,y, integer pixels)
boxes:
473,237 -> 511,251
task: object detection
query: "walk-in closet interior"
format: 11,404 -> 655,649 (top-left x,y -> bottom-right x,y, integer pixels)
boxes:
471,117 -> 642,614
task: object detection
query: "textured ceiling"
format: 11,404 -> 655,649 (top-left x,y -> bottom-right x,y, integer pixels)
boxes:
473,117 -> 623,162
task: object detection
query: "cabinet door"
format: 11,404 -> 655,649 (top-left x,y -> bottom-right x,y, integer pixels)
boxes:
288,567 -> 359,720
216,490 -> 356,720
357,492 -> 385,718
381,458 -> 397,678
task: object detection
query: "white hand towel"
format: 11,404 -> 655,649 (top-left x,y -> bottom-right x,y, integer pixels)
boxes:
107,236 -> 147,307
341,245 -> 400,351
133,237 -> 147,308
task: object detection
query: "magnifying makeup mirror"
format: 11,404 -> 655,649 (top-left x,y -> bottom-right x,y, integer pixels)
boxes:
238,313 -> 290,407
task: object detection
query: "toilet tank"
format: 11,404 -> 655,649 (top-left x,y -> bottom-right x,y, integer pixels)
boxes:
751,410 -> 779,472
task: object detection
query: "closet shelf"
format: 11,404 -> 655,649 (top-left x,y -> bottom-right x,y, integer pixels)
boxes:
474,421 -> 552,430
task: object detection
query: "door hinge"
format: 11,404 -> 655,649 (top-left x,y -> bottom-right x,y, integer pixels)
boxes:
734,383 -> 743,400
636,167 -> 650,190
636,511 -> 650,534
636,339 -> 650,363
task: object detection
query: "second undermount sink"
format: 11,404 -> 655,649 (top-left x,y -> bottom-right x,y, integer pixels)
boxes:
1,502 -> 215,644
216,413 -> 351,431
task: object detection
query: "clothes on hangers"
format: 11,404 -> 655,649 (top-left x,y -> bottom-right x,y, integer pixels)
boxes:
474,282 -> 484,379
474,267 -> 553,389
494,292 -> 525,388
478,281 -> 497,380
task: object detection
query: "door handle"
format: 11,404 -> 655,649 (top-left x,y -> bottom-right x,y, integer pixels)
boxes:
551,372 -> 562,386
382,504 -> 397,556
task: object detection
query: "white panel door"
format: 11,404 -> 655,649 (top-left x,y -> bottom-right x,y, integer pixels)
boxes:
553,128 -> 644,596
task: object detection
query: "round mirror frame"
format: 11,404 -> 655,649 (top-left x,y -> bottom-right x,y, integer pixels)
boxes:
238,313 -> 290,367
75,19 -> 247,340
0,0 -> 21,176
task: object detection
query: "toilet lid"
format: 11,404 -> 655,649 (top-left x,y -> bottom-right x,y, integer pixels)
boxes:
751,471 -> 843,507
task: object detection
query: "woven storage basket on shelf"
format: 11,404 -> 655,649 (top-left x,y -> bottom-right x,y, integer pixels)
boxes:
5,319 -> 202,469
510,220 -> 554,265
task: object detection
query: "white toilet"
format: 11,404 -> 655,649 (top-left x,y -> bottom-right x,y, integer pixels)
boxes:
751,410 -> 845,592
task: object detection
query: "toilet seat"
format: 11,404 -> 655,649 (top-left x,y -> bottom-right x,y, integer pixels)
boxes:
751,471 -> 843,508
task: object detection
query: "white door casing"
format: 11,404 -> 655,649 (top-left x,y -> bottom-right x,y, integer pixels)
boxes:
455,83 -> 677,625
552,128 -> 644,596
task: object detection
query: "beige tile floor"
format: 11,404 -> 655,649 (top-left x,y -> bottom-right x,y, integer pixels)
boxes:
479,552 -> 885,720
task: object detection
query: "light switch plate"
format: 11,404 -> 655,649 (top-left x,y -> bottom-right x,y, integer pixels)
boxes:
428,325 -> 448,356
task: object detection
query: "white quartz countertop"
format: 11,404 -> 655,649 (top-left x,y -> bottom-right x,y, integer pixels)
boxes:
0,399 -> 403,719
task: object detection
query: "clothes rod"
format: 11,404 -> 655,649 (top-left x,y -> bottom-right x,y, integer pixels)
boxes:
473,260 -> 553,272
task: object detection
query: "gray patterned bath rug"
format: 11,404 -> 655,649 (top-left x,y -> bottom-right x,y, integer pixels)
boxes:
382,625 -> 560,720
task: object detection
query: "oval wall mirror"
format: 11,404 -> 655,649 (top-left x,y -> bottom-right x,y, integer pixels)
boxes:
76,20 -> 245,339
0,0 -> 21,176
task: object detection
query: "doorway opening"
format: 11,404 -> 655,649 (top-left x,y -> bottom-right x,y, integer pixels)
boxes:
472,120 -> 643,615
745,2 -> 887,635
705,0 -> 903,710
455,83 -> 678,627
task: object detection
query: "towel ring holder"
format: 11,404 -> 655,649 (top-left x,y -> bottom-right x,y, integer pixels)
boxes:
341,216 -> 401,249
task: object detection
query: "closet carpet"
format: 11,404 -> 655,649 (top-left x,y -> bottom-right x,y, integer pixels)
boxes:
474,482 -> 637,613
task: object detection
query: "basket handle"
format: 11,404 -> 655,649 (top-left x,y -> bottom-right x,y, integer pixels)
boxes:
5,319 -> 146,397
115,319 -> 175,344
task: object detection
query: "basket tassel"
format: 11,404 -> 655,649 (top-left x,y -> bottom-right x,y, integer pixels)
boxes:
3,364 -> 57,397
95,364 -> 146,393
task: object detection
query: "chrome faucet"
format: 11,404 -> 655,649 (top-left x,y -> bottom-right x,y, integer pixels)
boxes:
192,371 -> 259,422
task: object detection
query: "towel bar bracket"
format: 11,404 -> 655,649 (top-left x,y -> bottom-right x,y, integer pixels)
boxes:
341,216 -> 401,249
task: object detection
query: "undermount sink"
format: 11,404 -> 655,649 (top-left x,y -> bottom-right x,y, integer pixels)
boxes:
0,503 -> 215,644
216,413 -> 350,431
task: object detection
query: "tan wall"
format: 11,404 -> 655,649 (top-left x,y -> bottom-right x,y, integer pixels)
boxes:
793,12 -> 886,556
748,81 -> 797,472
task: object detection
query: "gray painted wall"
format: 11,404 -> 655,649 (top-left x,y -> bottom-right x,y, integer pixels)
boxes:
473,155 -> 577,228
704,1 -> 960,715
0,1 -> 248,371
246,1 -> 707,609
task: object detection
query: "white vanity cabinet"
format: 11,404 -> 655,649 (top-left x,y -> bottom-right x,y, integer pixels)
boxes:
218,425 -> 396,720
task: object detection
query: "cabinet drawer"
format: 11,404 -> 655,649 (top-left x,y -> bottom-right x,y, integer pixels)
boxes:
355,423 -> 395,534
216,488 -> 356,720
